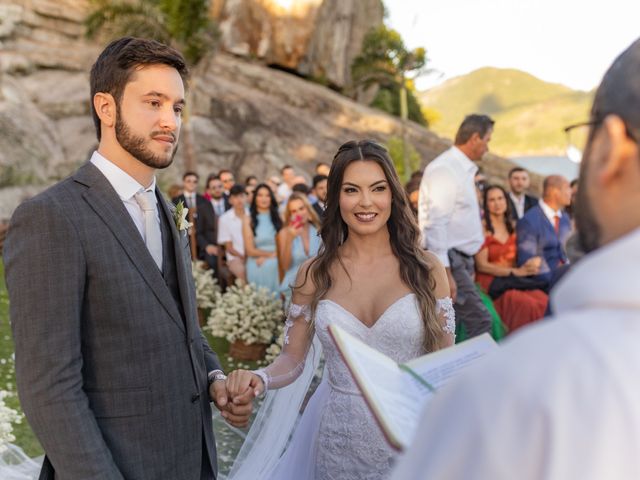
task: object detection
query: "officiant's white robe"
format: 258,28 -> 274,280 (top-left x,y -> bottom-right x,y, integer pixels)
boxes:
391,227 -> 640,480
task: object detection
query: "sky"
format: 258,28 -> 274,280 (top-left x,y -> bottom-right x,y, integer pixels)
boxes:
386,0 -> 640,92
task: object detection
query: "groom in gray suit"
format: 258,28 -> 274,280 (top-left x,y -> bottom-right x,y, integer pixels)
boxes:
3,37 -> 253,479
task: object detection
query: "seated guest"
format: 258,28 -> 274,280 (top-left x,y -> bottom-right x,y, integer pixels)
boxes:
172,171 -> 203,210
517,175 -> 572,285
311,174 -> 328,219
196,177 -> 222,275
315,161 -> 331,177
242,184 -> 281,294
276,193 -> 321,303
245,175 -> 258,188
405,178 -> 420,217
475,186 -> 548,332
204,175 -> 229,216
506,167 -> 538,221
217,184 -> 248,283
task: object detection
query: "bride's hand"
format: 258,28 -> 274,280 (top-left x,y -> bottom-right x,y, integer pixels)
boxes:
227,369 -> 265,399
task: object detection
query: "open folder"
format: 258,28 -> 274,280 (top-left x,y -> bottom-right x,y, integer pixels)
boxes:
328,325 -> 498,450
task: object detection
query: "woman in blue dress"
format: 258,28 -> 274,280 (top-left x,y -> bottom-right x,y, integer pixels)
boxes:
243,184 -> 282,294
277,192 -> 321,303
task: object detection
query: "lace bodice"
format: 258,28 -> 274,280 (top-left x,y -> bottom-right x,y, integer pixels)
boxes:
254,294 -> 455,392
253,294 -> 455,480
315,294 -> 426,394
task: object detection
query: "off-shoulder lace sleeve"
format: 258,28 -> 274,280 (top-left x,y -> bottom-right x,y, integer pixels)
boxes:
437,297 -> 456,343
253,302 -> 315,392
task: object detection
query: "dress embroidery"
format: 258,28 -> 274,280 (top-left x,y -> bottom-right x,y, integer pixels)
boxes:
284,303 -> 311,345
437,297 -> 456,336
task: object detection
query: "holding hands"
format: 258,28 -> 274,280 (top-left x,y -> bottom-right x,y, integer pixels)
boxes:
226,369 -> 265,399
209,377 -> 256,428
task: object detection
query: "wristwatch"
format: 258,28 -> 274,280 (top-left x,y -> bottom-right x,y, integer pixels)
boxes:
207,370 -> 227,385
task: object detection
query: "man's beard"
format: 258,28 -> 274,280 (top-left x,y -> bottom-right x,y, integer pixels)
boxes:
115,108 -> 178,170
574,152 -> 602,254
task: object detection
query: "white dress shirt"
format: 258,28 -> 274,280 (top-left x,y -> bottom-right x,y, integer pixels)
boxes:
418,146 -> 484,267
509,192 -> 526,219
90,151 -> 159,245
391,226 -> 640,480
210,197 -> 226,217
539,198 -> 563,226
183,192 -> 197,209
217,209 -> 245,261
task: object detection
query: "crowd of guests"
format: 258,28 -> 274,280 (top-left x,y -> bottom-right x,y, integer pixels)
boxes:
175,116 -> 576,338
171,163 -> 330,304
412,113 -> 578,336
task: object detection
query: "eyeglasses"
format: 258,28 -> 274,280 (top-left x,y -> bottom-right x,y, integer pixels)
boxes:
564,118 -> 639,161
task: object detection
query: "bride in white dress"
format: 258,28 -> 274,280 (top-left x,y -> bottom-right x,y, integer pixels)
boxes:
226,140 -> 455,480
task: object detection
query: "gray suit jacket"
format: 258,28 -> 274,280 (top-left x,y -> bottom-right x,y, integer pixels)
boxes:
3,162 -> 221,479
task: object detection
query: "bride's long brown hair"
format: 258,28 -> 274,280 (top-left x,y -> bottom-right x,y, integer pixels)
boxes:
295,140 -> 441,352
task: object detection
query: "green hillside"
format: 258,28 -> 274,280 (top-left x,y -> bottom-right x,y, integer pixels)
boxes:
419,67 -> 593,156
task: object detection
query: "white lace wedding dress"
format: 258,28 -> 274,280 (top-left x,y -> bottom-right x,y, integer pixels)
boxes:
227,293 -> 455,480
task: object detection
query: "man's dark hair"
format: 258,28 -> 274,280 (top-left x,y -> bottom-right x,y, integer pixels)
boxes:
229,184 -> 246,196
292,182 -> 310,195
312,174 -> 328,189
281,164 -> 294,174
570,178 -> 579,188
218,169 -> 232,177
205,173 -> 220,188
315,161 -> 330,171
591,38 -> 640,142
90,36 -> 189,141
183,171 -> 198,180
454,114 -> 495,145
508,167 -> 528,178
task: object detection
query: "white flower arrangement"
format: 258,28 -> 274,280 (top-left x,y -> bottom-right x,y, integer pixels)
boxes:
0,391 -> 20,452
263,323 -> 285,364
191,261 -> 221,310
206,281 -> 284,345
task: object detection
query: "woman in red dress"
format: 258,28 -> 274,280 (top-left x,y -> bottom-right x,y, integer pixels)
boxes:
475,185 -> 548,333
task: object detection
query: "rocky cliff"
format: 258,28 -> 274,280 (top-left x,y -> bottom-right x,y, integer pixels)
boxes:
0,0 -> 523,220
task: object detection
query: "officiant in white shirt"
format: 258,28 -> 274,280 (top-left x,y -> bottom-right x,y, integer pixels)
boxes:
392,37 -> 640,480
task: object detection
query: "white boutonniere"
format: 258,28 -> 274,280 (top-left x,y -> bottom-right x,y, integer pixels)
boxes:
174,201 -> 192,232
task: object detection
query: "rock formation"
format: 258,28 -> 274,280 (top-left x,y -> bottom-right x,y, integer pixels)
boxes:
0,0 -> 523,221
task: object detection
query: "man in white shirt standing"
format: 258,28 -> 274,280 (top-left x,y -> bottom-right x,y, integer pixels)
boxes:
217,184 -> 247,282
418,114 -> 494,338
392,37 -> 640,480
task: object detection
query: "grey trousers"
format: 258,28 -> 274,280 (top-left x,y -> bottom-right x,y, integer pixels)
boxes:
448,249 -> 492,338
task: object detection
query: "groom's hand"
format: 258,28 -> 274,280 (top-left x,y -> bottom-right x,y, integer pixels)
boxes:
210,380 -> 253,428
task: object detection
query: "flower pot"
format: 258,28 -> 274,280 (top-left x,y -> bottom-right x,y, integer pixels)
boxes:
229,340 -> 268,361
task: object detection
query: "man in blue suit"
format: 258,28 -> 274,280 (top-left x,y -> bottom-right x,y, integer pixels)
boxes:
517,175 -> 573,286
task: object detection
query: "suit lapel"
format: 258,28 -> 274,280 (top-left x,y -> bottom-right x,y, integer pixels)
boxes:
74,163 -> 186,333
157,192 -> 196,337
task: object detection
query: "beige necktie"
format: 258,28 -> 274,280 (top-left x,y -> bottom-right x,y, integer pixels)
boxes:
134,190 -> 163,271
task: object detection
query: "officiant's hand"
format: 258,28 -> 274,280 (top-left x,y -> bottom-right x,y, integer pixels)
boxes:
227,369 -> 265,399
210,380 -> 253,428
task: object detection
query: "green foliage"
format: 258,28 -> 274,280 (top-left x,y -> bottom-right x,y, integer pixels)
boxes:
0,261 -> 43,457
385,136 -> 421,182
371,83 -> 427,125
418,67 -> 593,156
85,0 -> 218,66
351,25 -> 428,125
